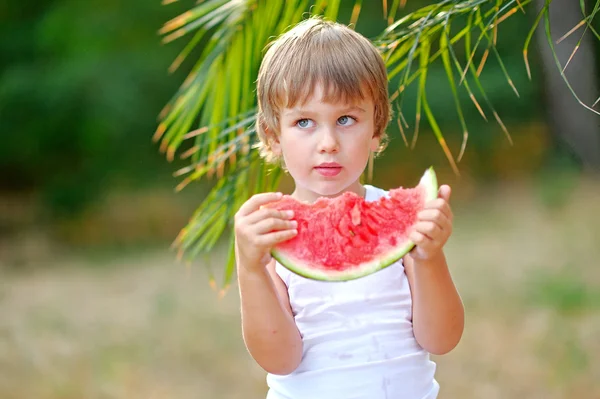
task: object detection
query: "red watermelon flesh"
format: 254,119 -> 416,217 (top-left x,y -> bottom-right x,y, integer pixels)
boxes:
267,167 -> 438,281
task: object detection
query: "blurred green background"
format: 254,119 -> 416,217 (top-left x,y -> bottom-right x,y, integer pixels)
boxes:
1,1 -> 599,398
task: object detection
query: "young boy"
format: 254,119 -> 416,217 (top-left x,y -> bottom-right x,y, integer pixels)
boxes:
234,16 -> 464,399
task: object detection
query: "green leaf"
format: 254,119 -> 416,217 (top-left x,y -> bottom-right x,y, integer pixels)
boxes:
523,1 -> 547,80
473,8 -> 520,98
441,22 -> 470,161
157,0 -> 600,291
418,38 -> 459,174
542,0 -> 600,116
157,0 -> 356,289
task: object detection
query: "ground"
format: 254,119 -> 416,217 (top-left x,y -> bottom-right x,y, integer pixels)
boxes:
0,177 -> 599,399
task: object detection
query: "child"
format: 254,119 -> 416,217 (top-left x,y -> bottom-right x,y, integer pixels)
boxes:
234,16 -> 464,399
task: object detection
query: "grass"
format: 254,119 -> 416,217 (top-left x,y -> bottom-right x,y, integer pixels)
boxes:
0,175 -> 599,398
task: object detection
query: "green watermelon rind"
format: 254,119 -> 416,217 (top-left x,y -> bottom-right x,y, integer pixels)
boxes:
271,167 -> 439,282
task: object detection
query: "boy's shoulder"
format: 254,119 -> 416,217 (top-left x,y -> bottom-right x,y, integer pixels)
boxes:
364,184 -> 389,201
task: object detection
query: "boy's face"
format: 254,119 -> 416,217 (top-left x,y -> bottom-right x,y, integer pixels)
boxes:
274,84 -> 379,203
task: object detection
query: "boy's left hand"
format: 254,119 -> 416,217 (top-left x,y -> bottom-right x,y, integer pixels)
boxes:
408,185 -> 453,262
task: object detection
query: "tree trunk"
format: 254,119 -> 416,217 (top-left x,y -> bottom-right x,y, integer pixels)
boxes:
535,0 -> 600,171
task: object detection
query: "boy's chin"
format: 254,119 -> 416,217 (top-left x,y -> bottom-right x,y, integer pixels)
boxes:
303,180 -> 359,198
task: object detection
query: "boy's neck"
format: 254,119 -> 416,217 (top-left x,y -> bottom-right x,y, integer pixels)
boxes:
291,181 -> 367,203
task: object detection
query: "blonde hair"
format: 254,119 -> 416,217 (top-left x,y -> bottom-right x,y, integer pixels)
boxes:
255,17 -> 391,164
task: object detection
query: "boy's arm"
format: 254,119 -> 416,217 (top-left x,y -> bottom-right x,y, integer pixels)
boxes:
403,252 -> 464,355
238,258 -> 303,375
234,192 -> 302,375
402,184 -> 464,355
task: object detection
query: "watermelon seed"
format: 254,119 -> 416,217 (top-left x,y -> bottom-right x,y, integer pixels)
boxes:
349,230 -> 355,236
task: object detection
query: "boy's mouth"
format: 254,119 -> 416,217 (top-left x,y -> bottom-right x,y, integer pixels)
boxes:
315,162 -> 342,177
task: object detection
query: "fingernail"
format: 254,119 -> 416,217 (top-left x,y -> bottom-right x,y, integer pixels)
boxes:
291,220 -> 298,228
287,210 -> 294,217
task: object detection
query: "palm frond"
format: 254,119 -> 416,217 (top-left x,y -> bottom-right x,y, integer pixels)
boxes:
559,0 -> 600,73
156,0 -> 352,288
377,0 -> 529,167
157,0 -> 600,289
541,0 -> 600,116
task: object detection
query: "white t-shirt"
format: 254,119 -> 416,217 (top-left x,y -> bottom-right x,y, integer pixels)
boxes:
266,185 -> 439,399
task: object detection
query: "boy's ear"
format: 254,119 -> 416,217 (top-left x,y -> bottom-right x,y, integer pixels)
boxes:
271,136 -> 282,155
370,135 -> 380,152
261,121 -> 282,155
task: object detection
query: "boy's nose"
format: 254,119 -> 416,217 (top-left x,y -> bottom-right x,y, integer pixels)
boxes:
318,127 -> 339,153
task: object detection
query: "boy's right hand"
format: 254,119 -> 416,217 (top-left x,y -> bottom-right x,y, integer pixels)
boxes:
234,192 -> 297,273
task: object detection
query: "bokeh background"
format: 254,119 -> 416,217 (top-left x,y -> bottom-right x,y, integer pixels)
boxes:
1,1 -> 599,398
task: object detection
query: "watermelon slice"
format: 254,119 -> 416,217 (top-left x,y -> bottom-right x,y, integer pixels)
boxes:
267,167 -> 439,281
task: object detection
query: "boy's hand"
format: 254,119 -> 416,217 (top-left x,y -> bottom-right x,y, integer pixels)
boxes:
234,192 -> 298,272
408,185 -> 453,262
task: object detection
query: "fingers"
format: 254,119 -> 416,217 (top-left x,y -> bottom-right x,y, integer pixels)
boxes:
235,193 -> 298,250
245,207 -> 295,225
411,208 -> 452,251
438,184 -> 451,202
253,217 -> 297,235
410,230 -> 426,245
413,220 -> 444,240
236,192 -> 283,218
417,209 -> 452,231
247,213 -> 298,247
410,185 -> 453,258
409,231 -> 434,251
235,218 -> 297,250
257,229 -> 298,246
423,198 -> 453,222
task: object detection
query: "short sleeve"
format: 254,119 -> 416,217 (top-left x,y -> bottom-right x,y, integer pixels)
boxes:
274,261 -> 292,288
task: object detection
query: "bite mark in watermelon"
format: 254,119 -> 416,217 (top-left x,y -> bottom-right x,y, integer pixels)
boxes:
267,167 -> 439,281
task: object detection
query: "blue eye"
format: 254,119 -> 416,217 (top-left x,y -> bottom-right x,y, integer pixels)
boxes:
337,116 -> 356,126
296,119 -> 314,128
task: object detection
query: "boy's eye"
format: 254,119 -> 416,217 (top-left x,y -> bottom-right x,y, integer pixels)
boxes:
296,119 -> 314,128
337,115 -> 356,126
